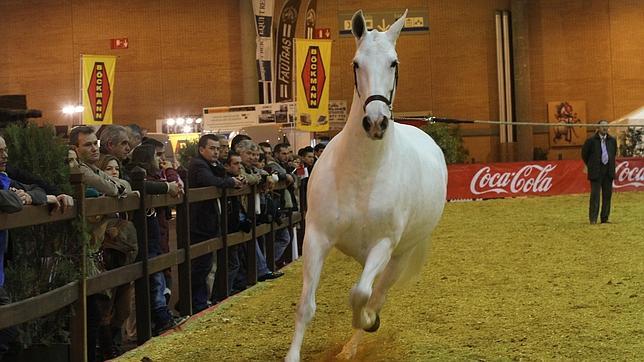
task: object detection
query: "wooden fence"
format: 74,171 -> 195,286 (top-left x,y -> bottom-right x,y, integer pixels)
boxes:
0,168 -> 301,361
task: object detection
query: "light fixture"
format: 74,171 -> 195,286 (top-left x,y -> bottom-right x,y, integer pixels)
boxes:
186,117 -> 194,124
195,118 -> 203,124
74,105 -> 84,113
176,117 -> 185,125
166,118 -> 176,126
183,125 -> 192,133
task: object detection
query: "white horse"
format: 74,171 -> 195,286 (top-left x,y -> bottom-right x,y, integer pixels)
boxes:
285,9 -> 447,362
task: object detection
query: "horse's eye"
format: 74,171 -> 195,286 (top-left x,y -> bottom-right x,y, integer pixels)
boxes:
390,61 -> 398,68
353,61 -> 359,69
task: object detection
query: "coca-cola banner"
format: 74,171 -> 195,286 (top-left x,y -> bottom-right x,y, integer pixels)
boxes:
447,157 -> 644,200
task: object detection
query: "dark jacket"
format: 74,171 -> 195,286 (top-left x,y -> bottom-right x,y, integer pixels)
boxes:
582,133 -> 617,181
188,155 -> 237,241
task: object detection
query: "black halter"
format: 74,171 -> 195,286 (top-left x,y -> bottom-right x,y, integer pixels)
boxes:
353,62 -> 399,116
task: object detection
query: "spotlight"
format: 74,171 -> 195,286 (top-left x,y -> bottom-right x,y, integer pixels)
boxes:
62,106 -> 75,114
186,117 -> 194,124
176,117 -> 185,125
183,125 -> 192,133
195,118 -> 203,124
166,118 -> 176,126
74,105 -> 84,113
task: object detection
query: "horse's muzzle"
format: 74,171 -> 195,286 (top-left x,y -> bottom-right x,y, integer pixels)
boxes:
362,115 -> 388,140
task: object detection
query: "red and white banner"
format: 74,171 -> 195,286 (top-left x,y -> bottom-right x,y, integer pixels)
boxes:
447,157 -> 644,200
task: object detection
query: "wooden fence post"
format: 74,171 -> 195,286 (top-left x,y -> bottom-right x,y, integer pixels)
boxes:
69,169 -> 87,362
130,167 -> 152,344
246,185 -> 257,285
213,189 -> 229,301
175,178 -> 192,316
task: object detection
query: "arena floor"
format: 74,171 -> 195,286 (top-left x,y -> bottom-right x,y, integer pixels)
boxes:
117,192 -> 644,361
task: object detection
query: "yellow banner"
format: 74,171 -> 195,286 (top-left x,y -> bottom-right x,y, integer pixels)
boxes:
81,55 -> 116,125
295,39 -> 331,132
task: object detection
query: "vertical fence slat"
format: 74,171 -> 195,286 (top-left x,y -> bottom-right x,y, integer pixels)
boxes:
69,170 -> 88,362
214,189 -> 229,301
246,185 -> 258,285
131,167 -> 152,344
176,180 -> 192,316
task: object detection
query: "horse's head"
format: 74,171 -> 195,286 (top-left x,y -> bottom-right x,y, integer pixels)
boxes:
351,9 -> 407,140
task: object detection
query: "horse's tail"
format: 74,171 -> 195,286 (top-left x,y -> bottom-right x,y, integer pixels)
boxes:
396,235 -> 432,286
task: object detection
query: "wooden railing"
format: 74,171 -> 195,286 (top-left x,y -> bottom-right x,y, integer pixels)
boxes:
0,168 -> 301,361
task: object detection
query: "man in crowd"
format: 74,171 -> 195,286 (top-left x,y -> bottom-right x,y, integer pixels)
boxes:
99,125 -> 132,166
188,134 -> 242,312
70,126 -> 131,197
581,120 -> 617,224
235,140 -> 284,282
0,134 -> 75,358
266,143 -> 297,263
313,143 -> 326,163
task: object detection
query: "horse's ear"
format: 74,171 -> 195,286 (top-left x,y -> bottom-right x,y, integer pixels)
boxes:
351,9 -> 366,41
387,9 -> 408,44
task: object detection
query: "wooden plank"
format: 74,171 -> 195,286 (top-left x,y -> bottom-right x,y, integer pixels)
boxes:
187,186 -> 222,203
146,193 -> 183,209
86,263 -> 143,295
0,282 -> 79,329
190,237 -> 224,258
148,250 -> 185,274
85,195 -> 140,217
0,204 -> 76,230
227,231 -> 253,247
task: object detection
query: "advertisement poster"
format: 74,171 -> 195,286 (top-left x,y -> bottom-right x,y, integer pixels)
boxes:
295,38 -> 332,132
252,0 -> 274,104
202,102 -> 295,133
81,55 -> 116,125
548,100 -> 586,147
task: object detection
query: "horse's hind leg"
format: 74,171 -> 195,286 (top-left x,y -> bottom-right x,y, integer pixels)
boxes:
350,238 -> 392,331
285,229 -> 331,362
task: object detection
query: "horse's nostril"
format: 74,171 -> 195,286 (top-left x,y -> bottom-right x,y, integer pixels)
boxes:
362,116 -> 371,132
381,117 -> 388,130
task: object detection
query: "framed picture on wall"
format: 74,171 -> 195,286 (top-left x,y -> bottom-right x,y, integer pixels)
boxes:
547,100 -> 586,147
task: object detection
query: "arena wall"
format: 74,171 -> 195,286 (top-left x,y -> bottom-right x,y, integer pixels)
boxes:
0,0 -> 641,162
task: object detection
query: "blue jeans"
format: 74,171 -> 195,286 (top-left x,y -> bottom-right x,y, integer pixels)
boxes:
256,239 -> 270,277
147,216 -> 171,325
274,227 -> 291,262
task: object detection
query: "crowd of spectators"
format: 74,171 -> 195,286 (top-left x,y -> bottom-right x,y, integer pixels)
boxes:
0,124 -> 324,361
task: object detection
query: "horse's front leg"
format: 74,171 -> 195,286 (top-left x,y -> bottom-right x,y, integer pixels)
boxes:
349,238 -> 392,331
338,248 -> 406,360
285,228 -> 331,362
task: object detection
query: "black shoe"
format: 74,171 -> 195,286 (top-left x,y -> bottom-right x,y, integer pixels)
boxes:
590,220 -> 597,225
258,271 -> 284,281
153,315 -> 188,336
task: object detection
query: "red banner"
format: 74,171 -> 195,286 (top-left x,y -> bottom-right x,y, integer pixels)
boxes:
447,157 -> 644,200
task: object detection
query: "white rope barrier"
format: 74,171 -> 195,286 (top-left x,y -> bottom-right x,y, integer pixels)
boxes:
393,116 -> 644,128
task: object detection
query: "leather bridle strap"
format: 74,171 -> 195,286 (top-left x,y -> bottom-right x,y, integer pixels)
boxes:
354,63 -> 399,116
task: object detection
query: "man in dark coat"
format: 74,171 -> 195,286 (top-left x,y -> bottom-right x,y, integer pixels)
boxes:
188,134 -> 242,312
581,120 -> 617,224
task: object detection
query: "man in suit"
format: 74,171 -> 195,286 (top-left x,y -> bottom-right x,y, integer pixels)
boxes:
188,134 -> 242,312
582,120 -> 617,224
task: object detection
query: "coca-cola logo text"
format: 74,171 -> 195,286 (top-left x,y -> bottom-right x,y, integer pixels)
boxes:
613,161 -> 644,188
470,164 -> 556,195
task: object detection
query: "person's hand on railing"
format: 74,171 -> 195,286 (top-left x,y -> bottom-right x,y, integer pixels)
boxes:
166,181 -> 182,198
233,175 -> 245,189
11,188 -> 33,205
46,194 -> 74,214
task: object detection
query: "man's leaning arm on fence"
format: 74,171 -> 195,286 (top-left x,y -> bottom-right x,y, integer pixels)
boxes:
79,161 -> 132,198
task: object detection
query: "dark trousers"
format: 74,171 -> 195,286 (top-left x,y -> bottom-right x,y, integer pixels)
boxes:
0,287 -> 18,358
589,164 -> 613,223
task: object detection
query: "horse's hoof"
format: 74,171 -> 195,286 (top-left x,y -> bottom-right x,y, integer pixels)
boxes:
363,313 -> 380,332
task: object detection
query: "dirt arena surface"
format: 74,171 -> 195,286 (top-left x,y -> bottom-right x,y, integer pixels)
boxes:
117,192 -> 644,361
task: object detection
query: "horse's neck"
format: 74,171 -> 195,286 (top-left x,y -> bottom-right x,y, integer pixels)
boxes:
336,92 -> 393,165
